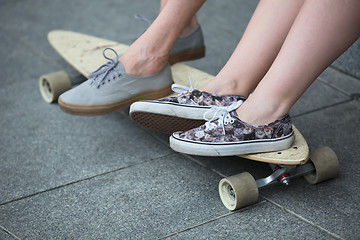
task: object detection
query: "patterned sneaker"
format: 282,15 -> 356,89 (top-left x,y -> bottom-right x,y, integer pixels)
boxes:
58,48 -> 173,116
135,14 -> 205,64
170,101 -> 295,156
130,79 -> 246,134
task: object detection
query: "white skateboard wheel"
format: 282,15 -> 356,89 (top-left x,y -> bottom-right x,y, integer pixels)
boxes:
39,71 -> 71,103
304,147 -> 339,184
219,172 -> 259,211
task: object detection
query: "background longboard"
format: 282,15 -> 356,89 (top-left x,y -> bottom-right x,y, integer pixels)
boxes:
40,30 -> 213,103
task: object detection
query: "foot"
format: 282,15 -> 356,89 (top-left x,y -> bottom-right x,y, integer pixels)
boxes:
170,101 -> 294,156
130,80 -> 246,134
58,48 -> 173,116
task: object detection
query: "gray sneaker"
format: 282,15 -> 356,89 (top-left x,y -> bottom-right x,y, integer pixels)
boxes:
135,14 -> 205,64
58,48 -> 173,116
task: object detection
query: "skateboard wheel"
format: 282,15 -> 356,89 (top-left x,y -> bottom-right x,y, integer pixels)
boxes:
219,172 -> 259,211
39,71 -> 72,103
304,147 -> 339,184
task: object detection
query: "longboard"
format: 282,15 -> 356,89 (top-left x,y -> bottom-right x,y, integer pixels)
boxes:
40,30 -> 339,211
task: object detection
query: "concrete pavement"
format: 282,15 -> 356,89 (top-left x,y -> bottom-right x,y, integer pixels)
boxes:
1,0 -> 359,239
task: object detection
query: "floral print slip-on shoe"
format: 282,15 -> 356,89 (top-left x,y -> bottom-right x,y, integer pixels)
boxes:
170,100 -> 295,156
130,80 -> 246,134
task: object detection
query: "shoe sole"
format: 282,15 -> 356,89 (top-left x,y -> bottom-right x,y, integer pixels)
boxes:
168,46 -> 205,65
170,131 -> 295,156
131,112 -> 205,134
130,101 -> 211,134
58,84 -> 173,116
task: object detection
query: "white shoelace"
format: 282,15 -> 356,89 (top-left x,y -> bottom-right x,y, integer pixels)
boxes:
171,76 -> 198,94
203,100 -> 244,134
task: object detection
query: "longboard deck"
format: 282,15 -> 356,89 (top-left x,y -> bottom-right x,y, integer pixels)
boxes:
48,30 -> 309,165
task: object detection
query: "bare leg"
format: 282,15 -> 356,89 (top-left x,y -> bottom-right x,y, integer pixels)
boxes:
200,0 -> 305,97
160,0 -> 199,37
236,0 -> 360,125
120,0 -> 205,76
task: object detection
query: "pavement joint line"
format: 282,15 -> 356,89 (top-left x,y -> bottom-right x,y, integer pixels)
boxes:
0,25 -> 60,71
0,153 -> 172,206
0,225 -> 20,240
157,200 -> 267,239
146,129 -> 229,178
263,196 -> 344,240
317,77 -> 352,98
292,98 -> 353,119
329,66 -> 360,81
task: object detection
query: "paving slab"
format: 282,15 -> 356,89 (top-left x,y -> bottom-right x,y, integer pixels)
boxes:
0,0 -> 359,239
167,202 -> 338,240
290,79 -> 349,117
0,80 -> 172,204
0,0 -> 158,47
333,39 -> 360,79
0,154 -> 227,240
319,67 -> 360,97
0,45 -> 172,204
0,227 -> 17,240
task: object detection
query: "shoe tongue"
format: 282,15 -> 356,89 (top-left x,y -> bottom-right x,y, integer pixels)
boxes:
115,58 -> 125,71
230,110 -> 239,118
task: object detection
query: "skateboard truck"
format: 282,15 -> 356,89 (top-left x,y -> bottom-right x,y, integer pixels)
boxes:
256,163 -> 315,188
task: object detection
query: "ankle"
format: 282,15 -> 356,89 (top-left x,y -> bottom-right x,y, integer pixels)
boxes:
119,46 -> 168,76
179,16 -> 199,37
235,97 -> 290,126
200,77 -> 250,97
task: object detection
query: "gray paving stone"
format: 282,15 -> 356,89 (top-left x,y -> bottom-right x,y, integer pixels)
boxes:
0,155 -> 226,240
290,78 -> 349,117
167,203 -> 337,240
333,38 -> 360,79
0,0 -> 359,239
0,228 -> 17,240
260,101 -> 360,240
319,67 -> 360,97
1,78 -> 172,204
0,0 -> 158,47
